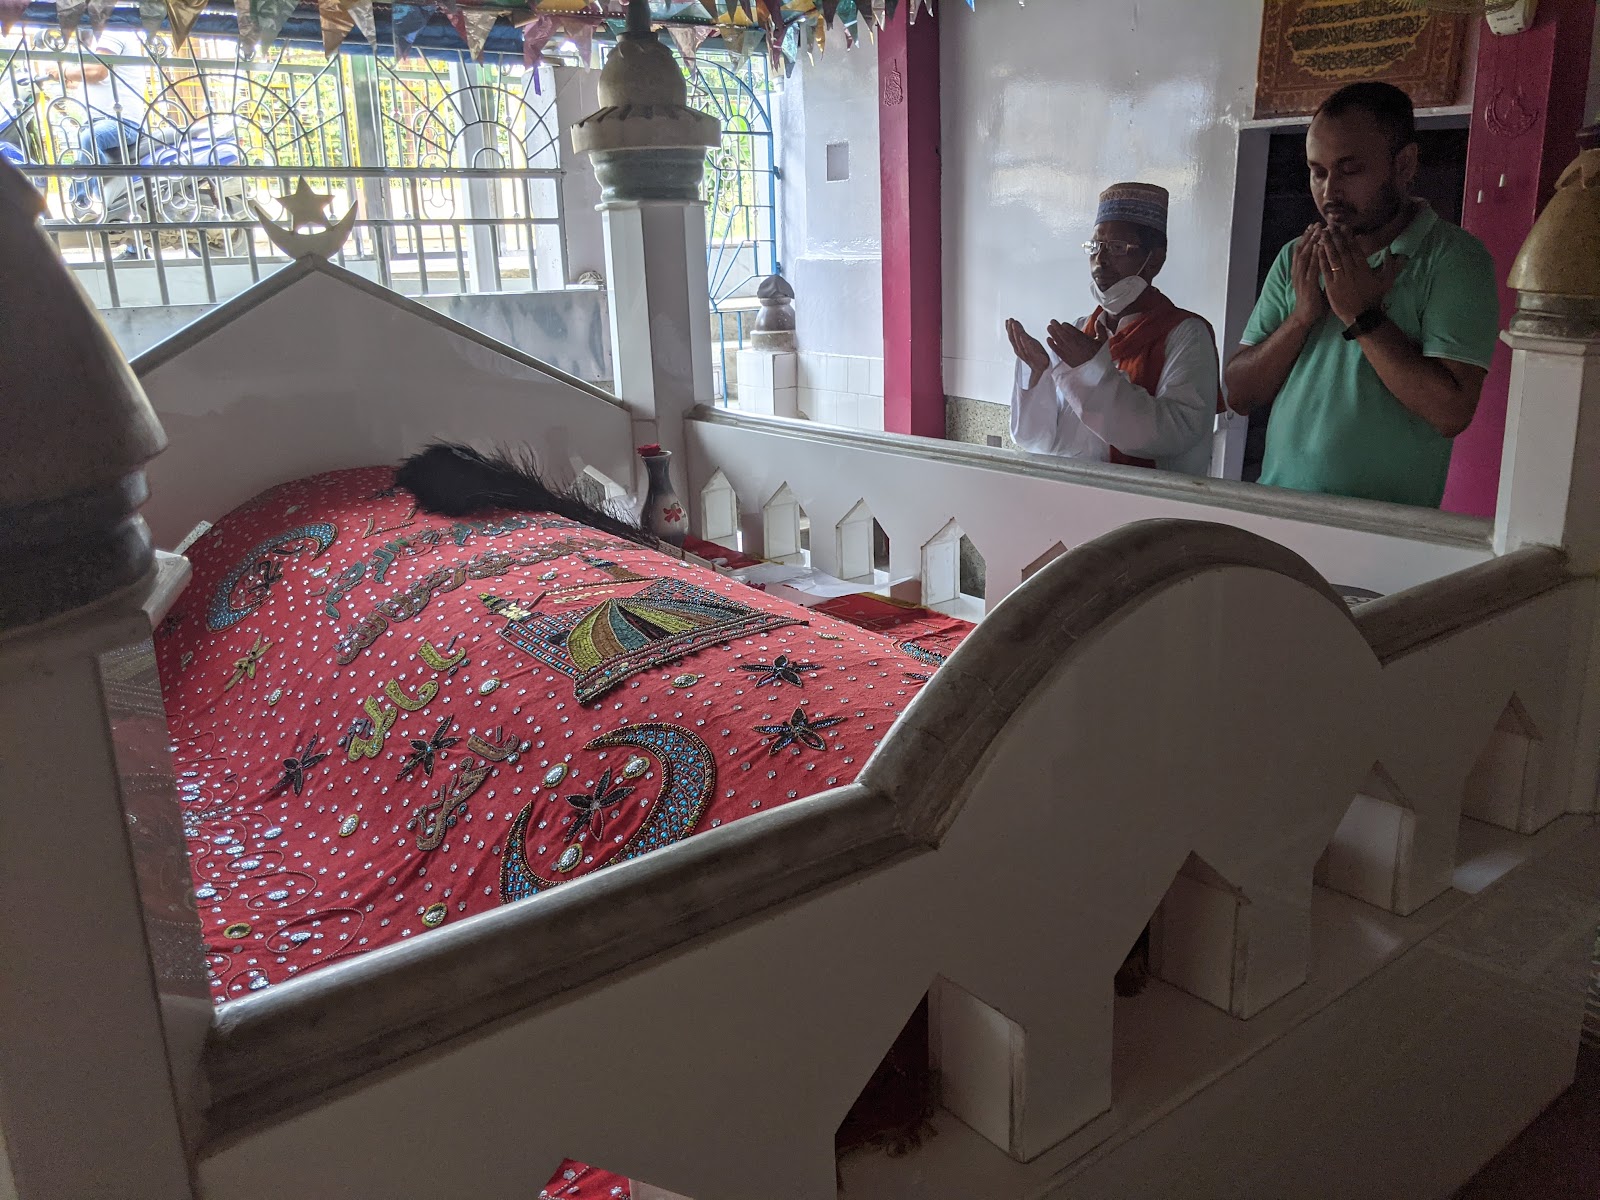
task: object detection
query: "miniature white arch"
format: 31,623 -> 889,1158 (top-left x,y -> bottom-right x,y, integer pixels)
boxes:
699,469 -> 739,546
1462,695 -> 1544,830
1314,762 -> 1413,912
837,499 -> 876,583
921,519 -> 973,608
763,483 -> 803,565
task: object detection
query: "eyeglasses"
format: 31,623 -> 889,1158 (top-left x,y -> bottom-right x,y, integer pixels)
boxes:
1082,239 -> 1143,258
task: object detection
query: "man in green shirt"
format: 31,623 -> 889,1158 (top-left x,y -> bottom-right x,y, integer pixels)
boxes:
1225,82 -> 1501,508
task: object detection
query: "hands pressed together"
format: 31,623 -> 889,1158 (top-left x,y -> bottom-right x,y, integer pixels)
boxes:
1006,316 -> 1105,387
1290,222 -> 1403,330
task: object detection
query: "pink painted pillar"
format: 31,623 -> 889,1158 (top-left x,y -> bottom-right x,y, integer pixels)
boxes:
1444,0 -> 1595,516
878,10 -> 944,439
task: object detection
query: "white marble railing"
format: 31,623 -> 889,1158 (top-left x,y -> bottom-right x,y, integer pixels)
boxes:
684,407 -> 1494,605
185,521 -> 1598,1200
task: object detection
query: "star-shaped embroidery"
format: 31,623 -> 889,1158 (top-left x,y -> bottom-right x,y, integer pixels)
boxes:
563,768 -> 635,844
270,733 -> 330,797
755,707 -> 846,756
224,635 -> 272,691
397,714 -> 460,779
739,655 -> 819,688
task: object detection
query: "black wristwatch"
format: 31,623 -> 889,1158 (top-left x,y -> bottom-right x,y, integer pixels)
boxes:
1342,306 -> 1385,341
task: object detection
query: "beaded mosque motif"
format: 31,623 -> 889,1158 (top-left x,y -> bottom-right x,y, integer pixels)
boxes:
491,576 -> 803,703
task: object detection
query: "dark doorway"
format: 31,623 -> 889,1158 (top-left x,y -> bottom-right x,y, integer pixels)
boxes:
1241,122 -> 1471,482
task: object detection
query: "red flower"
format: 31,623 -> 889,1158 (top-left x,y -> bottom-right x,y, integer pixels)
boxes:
663,503 -> 685,524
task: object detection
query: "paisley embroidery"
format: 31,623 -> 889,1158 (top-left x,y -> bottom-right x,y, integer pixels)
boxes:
208,523 -> 336,630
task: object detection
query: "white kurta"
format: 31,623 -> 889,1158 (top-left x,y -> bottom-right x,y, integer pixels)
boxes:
1010,315 -> 1218,476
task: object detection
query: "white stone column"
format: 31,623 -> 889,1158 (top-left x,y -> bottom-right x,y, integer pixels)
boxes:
0,588 -> 198,1200
0,158 -> 199,1199
600,197 -> 716,462
1493,330 -> 1600,571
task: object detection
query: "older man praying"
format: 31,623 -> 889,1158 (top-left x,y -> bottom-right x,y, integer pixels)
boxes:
1005,182 -> 1219,475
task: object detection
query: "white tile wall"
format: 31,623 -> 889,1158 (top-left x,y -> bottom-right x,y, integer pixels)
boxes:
795,351 -> 885,431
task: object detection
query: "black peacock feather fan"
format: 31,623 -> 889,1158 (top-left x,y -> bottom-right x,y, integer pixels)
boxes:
394,443 -> 657,548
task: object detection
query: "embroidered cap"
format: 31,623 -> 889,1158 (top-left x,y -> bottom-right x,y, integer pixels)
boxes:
1095,182 -> 1169,235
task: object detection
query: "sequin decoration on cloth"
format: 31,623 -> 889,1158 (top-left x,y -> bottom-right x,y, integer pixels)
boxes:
153,466 -> 954,1006
494,577 -> 803,703
539,1161 -> 630,1199
207,522 -> 337,630
501,723 -> 715,900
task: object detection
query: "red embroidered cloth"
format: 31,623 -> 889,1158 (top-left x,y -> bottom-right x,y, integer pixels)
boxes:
156,466 -> 958,1001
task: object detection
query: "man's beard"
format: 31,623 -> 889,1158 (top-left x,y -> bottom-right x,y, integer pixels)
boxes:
1345,174 -> 1406,236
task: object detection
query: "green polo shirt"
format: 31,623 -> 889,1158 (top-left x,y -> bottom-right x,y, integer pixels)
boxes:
1241,204 -> 1500,508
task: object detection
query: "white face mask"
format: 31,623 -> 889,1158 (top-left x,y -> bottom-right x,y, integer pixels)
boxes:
1089,254 -> 1153,316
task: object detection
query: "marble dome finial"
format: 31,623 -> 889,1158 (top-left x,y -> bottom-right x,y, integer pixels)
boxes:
0,160 -> 167,631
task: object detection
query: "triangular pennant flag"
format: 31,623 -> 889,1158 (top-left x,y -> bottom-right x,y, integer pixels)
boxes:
518,12 -> 557,71
235,0 -> 260,47
449,8 -> 498,61
667,24 -> 712,70
164,0 -> 205,48
719,24 -> 756,65
247,0 -> 298,50
87,0 -> 117,35
138,0 -> 166,35
553,15 -> 595,68
349,0 -> 376,44
882,0 -> 899,23
57,0 -> 86,36
857,0 -> 876,32
318,0 -> 355,54
0,0 -> 27,35
820,0 -> 840,26
390,3 -> 429,59
699,0 -> 717,17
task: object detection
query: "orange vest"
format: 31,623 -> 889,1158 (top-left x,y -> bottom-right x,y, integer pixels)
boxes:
1085,288 -> 1218,469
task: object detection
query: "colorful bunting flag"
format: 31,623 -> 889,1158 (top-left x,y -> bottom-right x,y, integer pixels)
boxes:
390,2 -> 430,59
518,11 -> 558,71
163,0 -> 205,48
553,14 -> 595,67
0,0 -> 26,35
718,24 -> 757,65
667,24 -> 712,70
318,0 -> 355,54
448,7 -> 499,60
56,0 -> 85,36
350,0 -> 376,43
87,0 -> 117,36
246,0 -> 298,51
137,0 -> 166,36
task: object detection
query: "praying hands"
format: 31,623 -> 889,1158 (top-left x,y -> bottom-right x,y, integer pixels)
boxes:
1312,224 -> 1404,327
1006,317 -> 1104,389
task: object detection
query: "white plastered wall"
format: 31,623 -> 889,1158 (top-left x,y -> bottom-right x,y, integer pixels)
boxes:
940,2 -> 1261,408
133,268 -> 635,549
